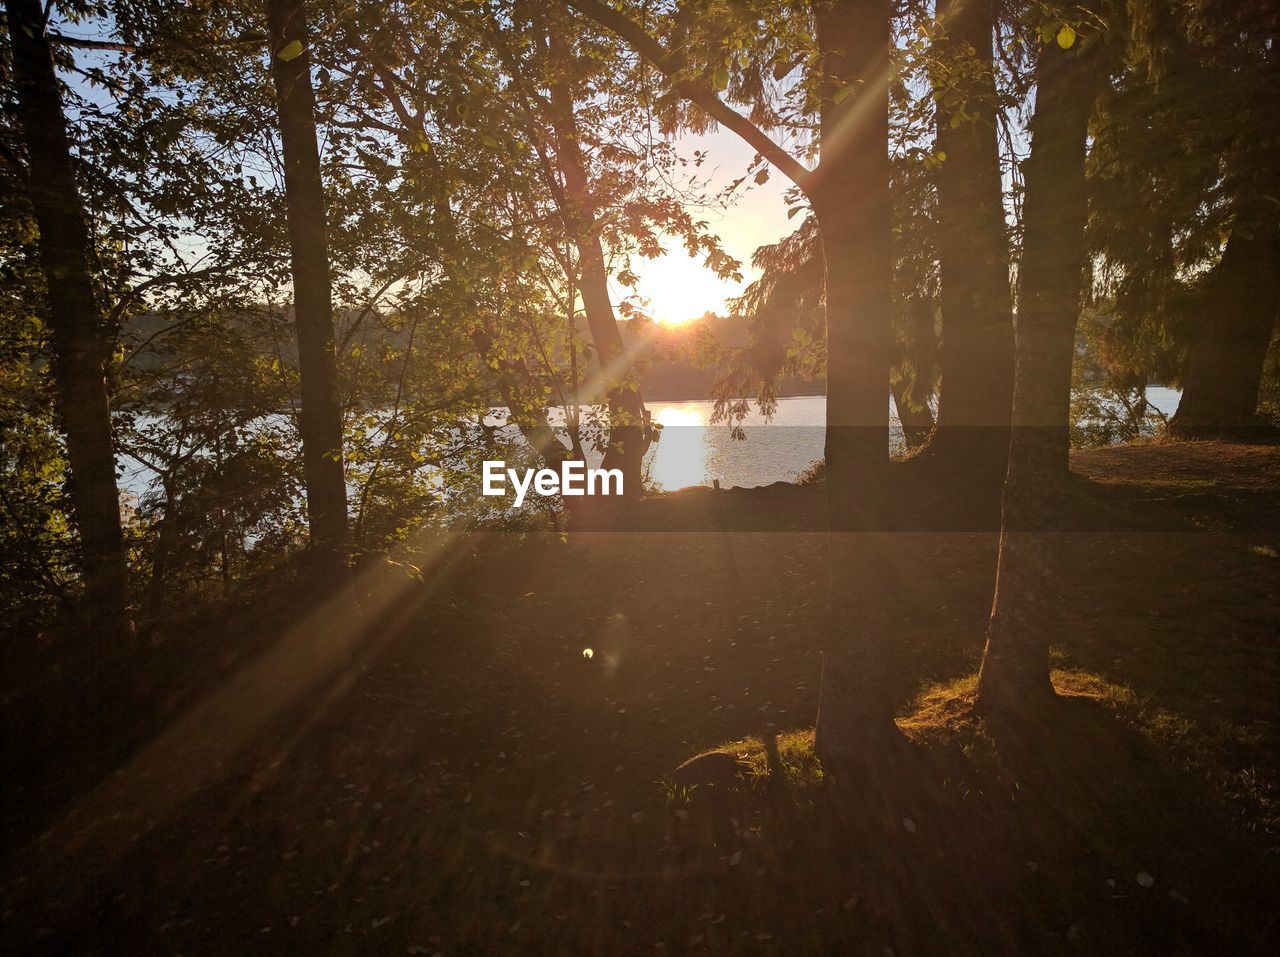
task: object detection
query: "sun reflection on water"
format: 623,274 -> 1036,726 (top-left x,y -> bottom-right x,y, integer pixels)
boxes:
647,404 -> 712,491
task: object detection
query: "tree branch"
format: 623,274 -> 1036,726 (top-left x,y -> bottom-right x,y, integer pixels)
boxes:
561,0 -> 812,193
47,31 -> 136,53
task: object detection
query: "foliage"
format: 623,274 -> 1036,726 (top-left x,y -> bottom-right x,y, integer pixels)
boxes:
0,259 -> 75,632
1069,307 -> 1168,449
1086,0 -> 1280,398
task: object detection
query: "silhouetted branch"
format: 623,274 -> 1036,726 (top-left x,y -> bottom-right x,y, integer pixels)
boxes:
560,0 -> 812,192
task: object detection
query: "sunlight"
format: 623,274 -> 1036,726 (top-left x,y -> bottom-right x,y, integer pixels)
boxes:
631,248 -> 745,326
647,403 -> 711,490
13,526 -> 469,884
12,0 -> 1275,948
654,404 -> 707,428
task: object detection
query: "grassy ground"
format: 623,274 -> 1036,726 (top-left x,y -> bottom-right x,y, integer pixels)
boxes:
2,441 -> 1277,955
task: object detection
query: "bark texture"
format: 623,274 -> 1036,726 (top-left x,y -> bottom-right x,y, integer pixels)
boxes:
7,0 -> 130,640
976,38 -> 1100,712
266,0 -> 349,566
812,0 -> 900,766
928,0 -> 1015,479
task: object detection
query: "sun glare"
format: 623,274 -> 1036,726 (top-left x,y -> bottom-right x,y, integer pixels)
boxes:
654,405 -> 706,428
631,249 -> 744,326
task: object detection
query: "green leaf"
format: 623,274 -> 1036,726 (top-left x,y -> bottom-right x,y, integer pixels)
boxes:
277,39 -> 305,62
1039,22 -> 1057,44
1056,25 -> 1077,49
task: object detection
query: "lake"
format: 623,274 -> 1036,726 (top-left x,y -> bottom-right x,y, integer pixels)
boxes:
642,395 -> 827,492
118,389 -> 1183,503
640,388 -> 1183,492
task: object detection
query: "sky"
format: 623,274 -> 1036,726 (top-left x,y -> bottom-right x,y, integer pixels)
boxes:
624,128 -> 799,326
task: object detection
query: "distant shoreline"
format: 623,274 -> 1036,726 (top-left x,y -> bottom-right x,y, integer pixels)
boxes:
641,388 -> 827,403
641,385 -> 1178,404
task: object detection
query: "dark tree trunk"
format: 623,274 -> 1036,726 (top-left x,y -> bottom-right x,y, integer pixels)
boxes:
894,294 -> 939,451
1168,198 -> 1280,439
811,0 -> 900,766
975,37 -> 1100,713
927,0 -> 1015,481
546,30 -> 649,500
7,0 -> 130,642
145,479 -> 179,622
265,0 -> 349,568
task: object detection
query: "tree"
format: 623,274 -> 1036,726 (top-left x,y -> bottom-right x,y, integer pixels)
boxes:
1168,200 -> 1279,437
925,0 -> 1014,481
314,1 -> 741,505
5,0 -> 131,641
807,0 -> 900,761
975,17 -> 1103,712
543,20 -> 651,497
116,304 -> 305,620
709,127 -> 940,452
1087,0 -> 1280,438
708,0 -> 1008,479
1160,18 -> 1280,437
564,0 -> 902,762
264,0 -> 349,569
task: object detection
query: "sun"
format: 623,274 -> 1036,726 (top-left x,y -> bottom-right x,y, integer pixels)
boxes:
630,248 -> 745,326
653,405 -> 706,427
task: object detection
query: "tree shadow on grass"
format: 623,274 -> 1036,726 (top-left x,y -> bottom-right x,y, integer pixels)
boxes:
971,687 -> 1278,955
673,679 -> 1278,955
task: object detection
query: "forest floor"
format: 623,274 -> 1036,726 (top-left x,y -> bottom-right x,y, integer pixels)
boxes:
2,440 -> 1279,955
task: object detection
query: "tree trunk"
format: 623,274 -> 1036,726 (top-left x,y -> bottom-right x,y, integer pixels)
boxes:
145,479 -> 179,622
7,0 -> 131,642
811,0 -> 900,766
927,0 -> 1015,481
546,29 -> 649,500
265,0 -> 349,569
1168,197 -> 1280,439
975,37 -> 1100,713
